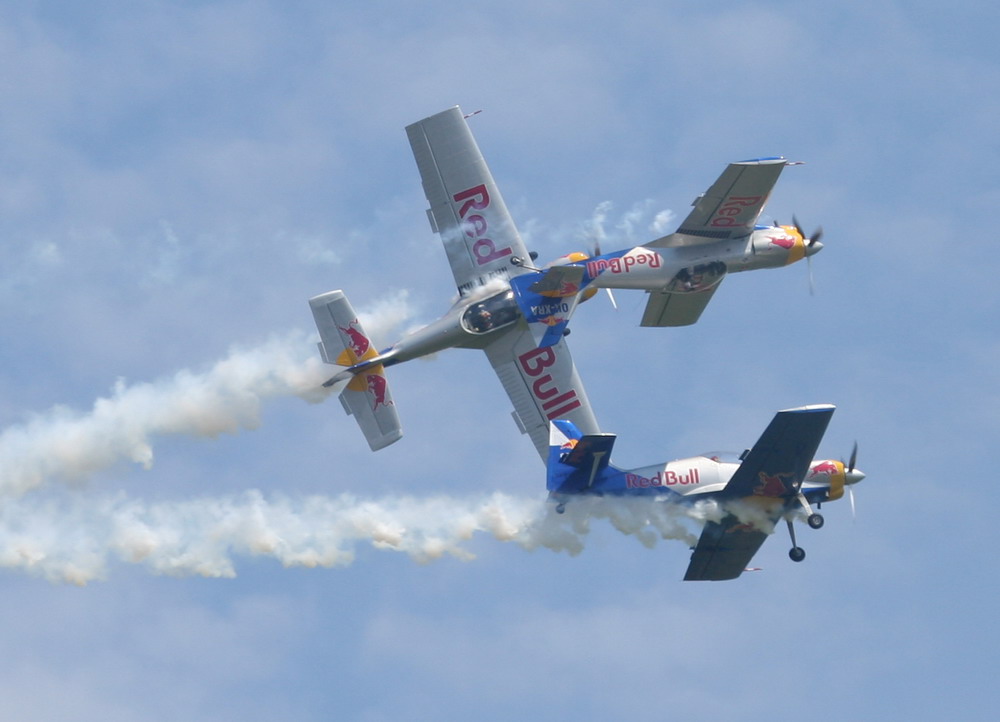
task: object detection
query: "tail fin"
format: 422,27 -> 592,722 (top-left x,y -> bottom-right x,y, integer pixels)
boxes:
309,290 -> 402,451
547,420 -> 617,493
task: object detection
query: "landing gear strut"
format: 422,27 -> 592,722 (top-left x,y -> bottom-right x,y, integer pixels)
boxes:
786,519 -> 806,563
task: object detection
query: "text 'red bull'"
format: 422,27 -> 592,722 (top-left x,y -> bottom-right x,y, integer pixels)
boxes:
709,195 -> 762,227
518,346 -> 581,420
625,468 -> 700,489
453,184 -> 512,266
586,251 -> 661,278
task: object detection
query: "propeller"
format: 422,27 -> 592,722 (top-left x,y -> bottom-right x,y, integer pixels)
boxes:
792,215 -> 824,249
792,215 -> 824,296
843,441 -> 862,521
591,240 -> 618,310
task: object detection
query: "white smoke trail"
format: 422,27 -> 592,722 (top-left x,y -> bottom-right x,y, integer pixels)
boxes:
0,491 -> 719,585
582,201 -> 674,250
0,293 -> 412,496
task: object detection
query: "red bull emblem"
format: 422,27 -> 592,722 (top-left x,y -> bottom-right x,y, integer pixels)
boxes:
366,373 -> 392,411
538,280 -> 579,297
338,319 -> 371,358
808,461 -> 839,479
753,471 -> 792,497
768,233 -> 796,250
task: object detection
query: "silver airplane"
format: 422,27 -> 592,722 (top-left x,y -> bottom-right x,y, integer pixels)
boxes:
309,107 -> 823,453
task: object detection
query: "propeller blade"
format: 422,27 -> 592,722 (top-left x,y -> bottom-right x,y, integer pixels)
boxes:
809,226 -> 824,247
848,441 -> 858,473
605,288 -> 619,310
848,486 -> 857,522
792,214 -> 806,241
807,255 -> 816,296
792,215 -> 823,248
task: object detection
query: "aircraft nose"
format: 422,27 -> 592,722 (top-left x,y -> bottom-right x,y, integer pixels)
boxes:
805,240 -> 824,257
846,467 -> 865,485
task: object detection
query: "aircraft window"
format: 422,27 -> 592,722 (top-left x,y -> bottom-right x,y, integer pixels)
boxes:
462,290 -> 519,334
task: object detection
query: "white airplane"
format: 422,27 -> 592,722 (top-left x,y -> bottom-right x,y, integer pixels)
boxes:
309,106 -> 822,453
545,404 -> 866,580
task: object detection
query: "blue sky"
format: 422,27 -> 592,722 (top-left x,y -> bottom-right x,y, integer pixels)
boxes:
1,1 -> 998,719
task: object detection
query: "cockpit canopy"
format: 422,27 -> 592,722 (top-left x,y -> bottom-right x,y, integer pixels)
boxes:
696,451 -> 744,465
461,290 -> 520,334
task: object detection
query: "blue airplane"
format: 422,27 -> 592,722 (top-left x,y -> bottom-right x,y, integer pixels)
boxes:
546,404 -> 865,580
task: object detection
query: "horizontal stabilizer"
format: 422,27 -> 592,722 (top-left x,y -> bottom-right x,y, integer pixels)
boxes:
309,290 -> 402,451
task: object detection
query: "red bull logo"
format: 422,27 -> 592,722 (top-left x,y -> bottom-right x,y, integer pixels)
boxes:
753,471 -> 792,497
768,233 -> 796,250
625,468 -> 700,489
453,184 -> 512,266
536,280 -> 580,298
585,251 -> 661,278
808,461 -> 840,479
366,372 -> 392,411
560,438 -> 579,452
338,319 -> 371,359
518,345 -> 581,420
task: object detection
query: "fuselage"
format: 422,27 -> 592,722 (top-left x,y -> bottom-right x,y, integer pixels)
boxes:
585,224 -> 819,294
360,224 -> 820,374
588,454 -> 863,510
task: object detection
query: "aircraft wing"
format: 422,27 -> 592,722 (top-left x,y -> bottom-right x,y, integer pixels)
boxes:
483,325 -> 600,460
683,404 -> 835,581
684,516 -> 769,581
722,404 -> 835,500
406,107 -> 531,296
649,158 -> 789,248
640,283 -> 721,327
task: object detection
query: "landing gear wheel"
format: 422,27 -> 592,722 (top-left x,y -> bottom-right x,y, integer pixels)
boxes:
789,547 -> 806,563
807,513 -> 825,530
555,503 -> 566,515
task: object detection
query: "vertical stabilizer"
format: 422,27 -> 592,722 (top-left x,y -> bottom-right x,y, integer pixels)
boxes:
546,421 -> 617,493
